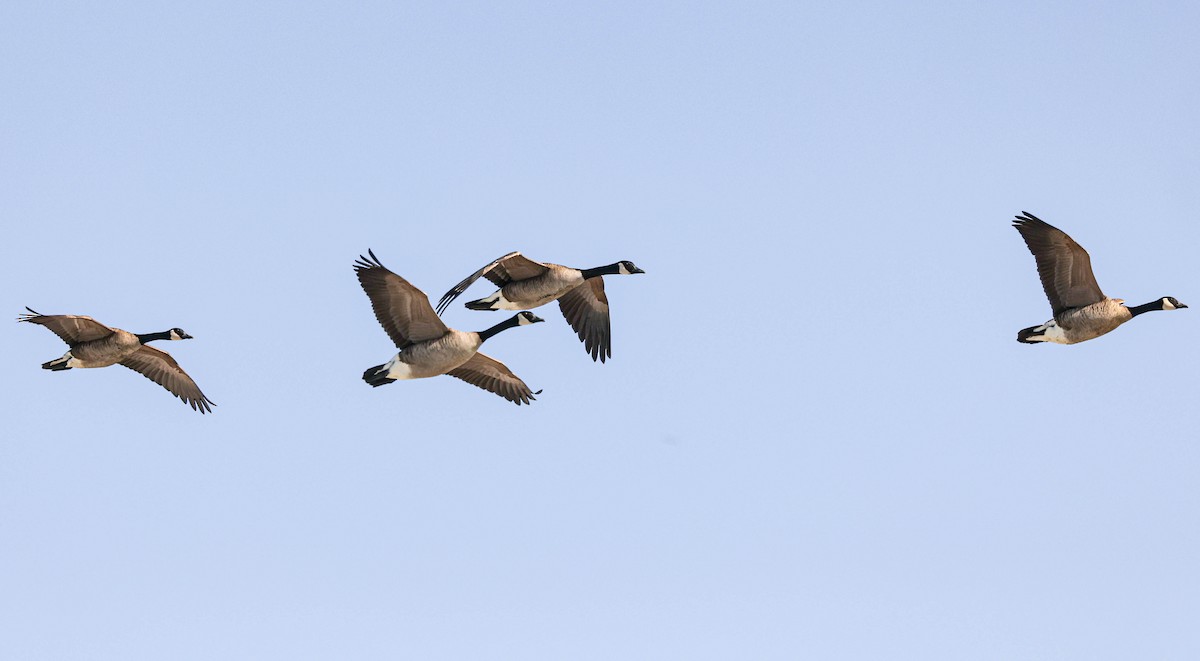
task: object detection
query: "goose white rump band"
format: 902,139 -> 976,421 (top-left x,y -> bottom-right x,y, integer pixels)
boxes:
382,355 -> 417,380
1033,320 -> 1069,344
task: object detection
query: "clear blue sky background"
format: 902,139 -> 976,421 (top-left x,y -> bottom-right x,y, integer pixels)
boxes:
3,1 -> 1199,659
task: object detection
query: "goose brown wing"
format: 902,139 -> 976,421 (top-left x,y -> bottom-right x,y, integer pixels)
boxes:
447,352 -> 540,405
557,277 -> 612,362
355,251 -> 449,348
435,252 -> 550,315
119,345 -> 215,413
18,308 -> 115,344
1013,212 -> 1106,314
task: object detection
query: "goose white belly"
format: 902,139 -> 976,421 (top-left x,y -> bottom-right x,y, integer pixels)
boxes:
482,289 -> 567,310
1032,320 -> 1071,344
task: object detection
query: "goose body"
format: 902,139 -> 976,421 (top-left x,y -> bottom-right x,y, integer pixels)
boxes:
479,267 -> 588,310
56,326 -> 144,368
355,251 -> 543,405
1012,212 -> 1186,344
374,330 -> 485,380
18,308 -> 215,413
435,252 -> 645,362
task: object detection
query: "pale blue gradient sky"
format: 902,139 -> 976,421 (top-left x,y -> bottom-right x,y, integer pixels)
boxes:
3,2 -> 1200,659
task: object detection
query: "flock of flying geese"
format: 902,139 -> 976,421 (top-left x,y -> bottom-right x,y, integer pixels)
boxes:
19,250 -> 647,413
18,212 -> 1189,414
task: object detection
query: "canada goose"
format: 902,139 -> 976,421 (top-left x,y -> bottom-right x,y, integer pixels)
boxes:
355,250 -> 543,405
1012,212 -> 1186,344
434,252 -> 645,362
18,307 -> 215,413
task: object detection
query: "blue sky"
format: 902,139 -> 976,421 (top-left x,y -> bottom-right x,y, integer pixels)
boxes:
3,1 -> 1200,659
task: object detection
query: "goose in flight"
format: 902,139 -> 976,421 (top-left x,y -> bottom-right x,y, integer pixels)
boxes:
1012,212 -> 1186,344
19,307 -> 215,413
435,252 -> 644,362
355,251 -> 543,405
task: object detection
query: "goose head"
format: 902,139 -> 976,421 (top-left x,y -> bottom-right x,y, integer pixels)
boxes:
1161,297 -> 1188,311
618,261 -> 646,275
516,311 -> 544,325
168,328 -> 193,340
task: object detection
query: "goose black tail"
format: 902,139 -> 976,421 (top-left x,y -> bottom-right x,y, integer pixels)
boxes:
41,357 -> 72,371
363,364 -> 396,387
1017,325 -> 1044,344
465,298 -> 498,311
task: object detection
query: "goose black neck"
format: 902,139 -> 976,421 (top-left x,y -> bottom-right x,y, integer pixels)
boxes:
580,263 -> 622,279
478,315 -> 522,342
136,330 -> 173,343
1128,300 -> 1166,317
